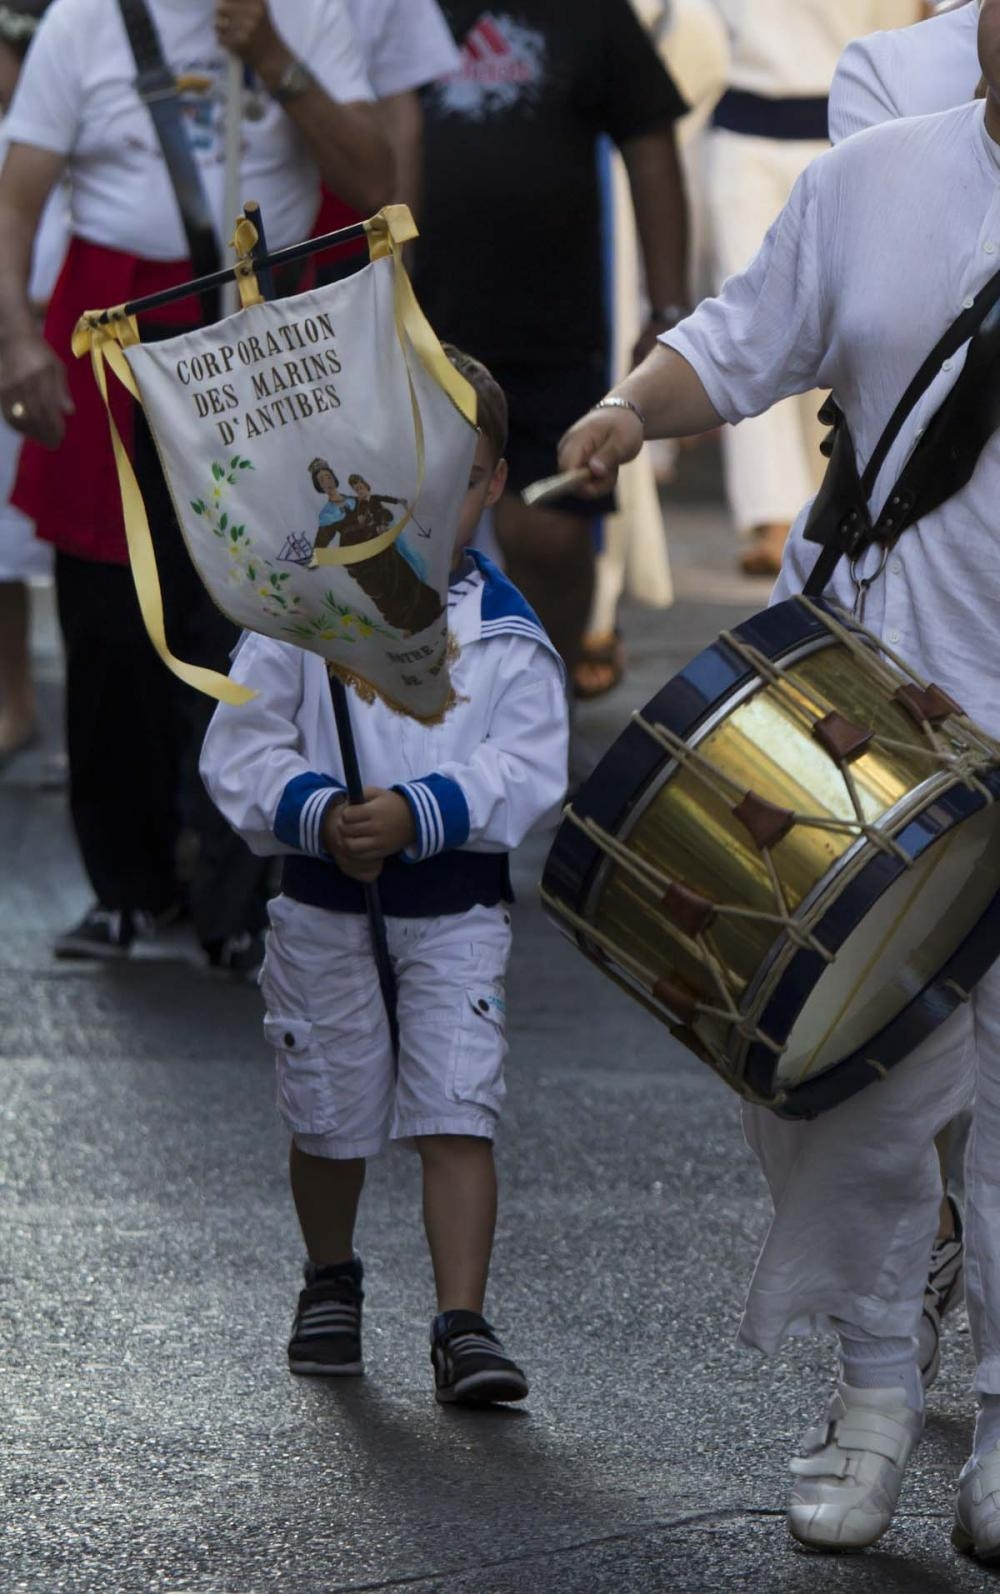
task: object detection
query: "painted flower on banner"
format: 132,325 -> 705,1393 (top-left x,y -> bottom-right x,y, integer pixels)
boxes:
190,458 -> 397,642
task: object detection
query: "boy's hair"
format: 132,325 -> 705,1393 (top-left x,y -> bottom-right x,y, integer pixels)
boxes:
443,345 -> 508,465
347,473 -> 370,490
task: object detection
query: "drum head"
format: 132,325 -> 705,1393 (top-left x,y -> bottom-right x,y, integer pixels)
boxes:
775,801 -> 1000,1086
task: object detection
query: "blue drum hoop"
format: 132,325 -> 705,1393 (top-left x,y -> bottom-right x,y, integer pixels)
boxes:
543,598 -> 1000,1119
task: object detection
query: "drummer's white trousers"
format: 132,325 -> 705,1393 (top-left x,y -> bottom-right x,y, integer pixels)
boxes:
740,961 -> 1000,1394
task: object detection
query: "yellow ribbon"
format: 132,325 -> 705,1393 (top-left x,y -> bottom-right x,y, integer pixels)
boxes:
310,205 -> 477,568
71,309 -> 254,706
70,204 -> 478,695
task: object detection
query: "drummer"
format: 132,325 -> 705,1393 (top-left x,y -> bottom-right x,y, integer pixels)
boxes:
559,0 -> 1000,1561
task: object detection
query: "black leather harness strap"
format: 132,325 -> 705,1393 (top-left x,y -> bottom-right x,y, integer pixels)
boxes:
803,263 -> 1000,598
117,0 -> 221,324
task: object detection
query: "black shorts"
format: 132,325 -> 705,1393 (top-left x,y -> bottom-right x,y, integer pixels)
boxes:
489,359 -> 617,520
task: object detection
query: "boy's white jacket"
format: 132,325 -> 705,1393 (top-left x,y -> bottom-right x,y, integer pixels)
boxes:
200,552 -> 569,867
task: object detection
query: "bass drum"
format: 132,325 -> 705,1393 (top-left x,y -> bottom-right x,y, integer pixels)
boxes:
543,597 -> 1000,1118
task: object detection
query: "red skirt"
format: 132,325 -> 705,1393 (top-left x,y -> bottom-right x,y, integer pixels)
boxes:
13,238 -> 199,565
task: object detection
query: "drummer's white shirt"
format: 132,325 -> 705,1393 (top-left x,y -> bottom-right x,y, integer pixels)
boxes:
664,98 -> 1000,739
828,0 -> 981,143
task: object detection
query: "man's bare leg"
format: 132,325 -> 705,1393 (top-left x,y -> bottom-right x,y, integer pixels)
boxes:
0,579 -> 35,755
493,494 -> 596,673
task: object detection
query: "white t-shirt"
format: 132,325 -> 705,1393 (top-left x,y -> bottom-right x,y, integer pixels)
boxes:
828,2 -> 981,144
3,0 -> 373,259
664,101 -> 1000,736
708,0 -> 921,97
348,0 -> 459,98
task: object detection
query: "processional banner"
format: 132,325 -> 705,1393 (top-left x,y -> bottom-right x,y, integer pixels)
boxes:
73,208 -> 478,722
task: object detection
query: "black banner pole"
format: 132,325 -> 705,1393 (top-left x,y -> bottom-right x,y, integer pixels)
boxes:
95,214 -> 370,327
248,205 -> 400,1056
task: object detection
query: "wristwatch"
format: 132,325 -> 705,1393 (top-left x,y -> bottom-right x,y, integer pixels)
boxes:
647,304 -> 689,332
271,60 -> 314,104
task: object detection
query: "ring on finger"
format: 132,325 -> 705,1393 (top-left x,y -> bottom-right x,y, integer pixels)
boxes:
8,401 -> 26,422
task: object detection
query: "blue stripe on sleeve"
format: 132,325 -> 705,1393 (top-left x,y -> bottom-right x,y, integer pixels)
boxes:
275,772 -> 345,857
393,773 -> 471,860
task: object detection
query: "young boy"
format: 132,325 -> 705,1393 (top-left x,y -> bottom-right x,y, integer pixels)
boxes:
200,349 -> 569,1405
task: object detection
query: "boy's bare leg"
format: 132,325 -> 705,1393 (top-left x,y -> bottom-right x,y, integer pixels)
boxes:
936,1126 -> 956,1239
493,495 -> 596,674
418,1135 -> 496,1314
289,1142 -> 366,1265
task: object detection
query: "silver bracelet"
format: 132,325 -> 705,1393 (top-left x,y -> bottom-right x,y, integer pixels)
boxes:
592,395 -> 646,428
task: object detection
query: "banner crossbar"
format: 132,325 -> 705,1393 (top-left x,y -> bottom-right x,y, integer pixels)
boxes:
96,216 -> 370,325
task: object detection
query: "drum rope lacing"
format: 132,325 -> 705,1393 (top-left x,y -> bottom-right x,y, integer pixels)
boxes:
553,599 -> 1000,1105
536,885 -> 791,1106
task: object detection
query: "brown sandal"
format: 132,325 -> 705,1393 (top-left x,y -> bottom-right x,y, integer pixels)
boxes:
739,522 -> 790,577
573,630 -> 626,701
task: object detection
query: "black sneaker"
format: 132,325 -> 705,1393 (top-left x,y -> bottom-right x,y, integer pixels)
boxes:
287,1257 -> 364,1376
431,1310 -> 529,1406
53,904 -> 148,960
205,930 -> 265,980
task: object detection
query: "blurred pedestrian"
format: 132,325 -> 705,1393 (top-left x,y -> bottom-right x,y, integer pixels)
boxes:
0,0 -> 392,961
577,0 -> 730,701
416,1 -> 689,679
705,0 -> 922,577
313,0 -> 460,284
0,1 -> 65,768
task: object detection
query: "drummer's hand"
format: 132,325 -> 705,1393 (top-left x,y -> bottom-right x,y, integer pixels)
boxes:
557,406 -> 644,499
0,330 -> 73,449
215,0 -> 286,72
338,786 -> 417,860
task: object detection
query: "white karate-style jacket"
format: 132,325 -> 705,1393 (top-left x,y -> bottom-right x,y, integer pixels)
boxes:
828,0 -> 980,144
664,98 -> 1000,744
199,551 -> 569,917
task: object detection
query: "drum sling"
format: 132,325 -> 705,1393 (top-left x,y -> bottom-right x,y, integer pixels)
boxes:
804,263 -> 1000,597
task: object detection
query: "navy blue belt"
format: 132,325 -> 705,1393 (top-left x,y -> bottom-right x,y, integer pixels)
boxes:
282,850 -> 513,919
713,89 -> 829,142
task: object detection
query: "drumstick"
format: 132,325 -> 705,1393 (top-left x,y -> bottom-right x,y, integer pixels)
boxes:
521,467 -> 592,507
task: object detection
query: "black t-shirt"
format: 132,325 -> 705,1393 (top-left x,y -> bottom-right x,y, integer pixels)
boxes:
416,1 -> 686,370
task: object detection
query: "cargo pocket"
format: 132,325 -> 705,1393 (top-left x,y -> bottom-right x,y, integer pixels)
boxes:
264,1015 -> 335,1136
448,984 -> 508,1114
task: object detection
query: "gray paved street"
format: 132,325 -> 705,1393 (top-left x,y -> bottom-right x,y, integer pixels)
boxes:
2,483 -> 994,1593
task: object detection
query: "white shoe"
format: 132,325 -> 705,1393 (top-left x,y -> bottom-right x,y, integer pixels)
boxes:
788,1383 -> 923,1552
953,1444 -> 1000,1563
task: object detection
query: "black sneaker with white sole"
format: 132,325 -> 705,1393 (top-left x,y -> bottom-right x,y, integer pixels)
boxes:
53,904 -> 149,960
431,1310 -> 528,1406
287,1256 -> 364,1376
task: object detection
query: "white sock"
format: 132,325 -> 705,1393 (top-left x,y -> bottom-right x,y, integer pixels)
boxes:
832,1318 -> 924,1412
975,1395 -> 1000,1458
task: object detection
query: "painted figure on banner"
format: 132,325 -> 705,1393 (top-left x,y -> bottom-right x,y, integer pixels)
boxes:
307,458 -> 443,635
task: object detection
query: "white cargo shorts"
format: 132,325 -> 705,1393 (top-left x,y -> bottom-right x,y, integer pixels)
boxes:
260,895 -> 512,1159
